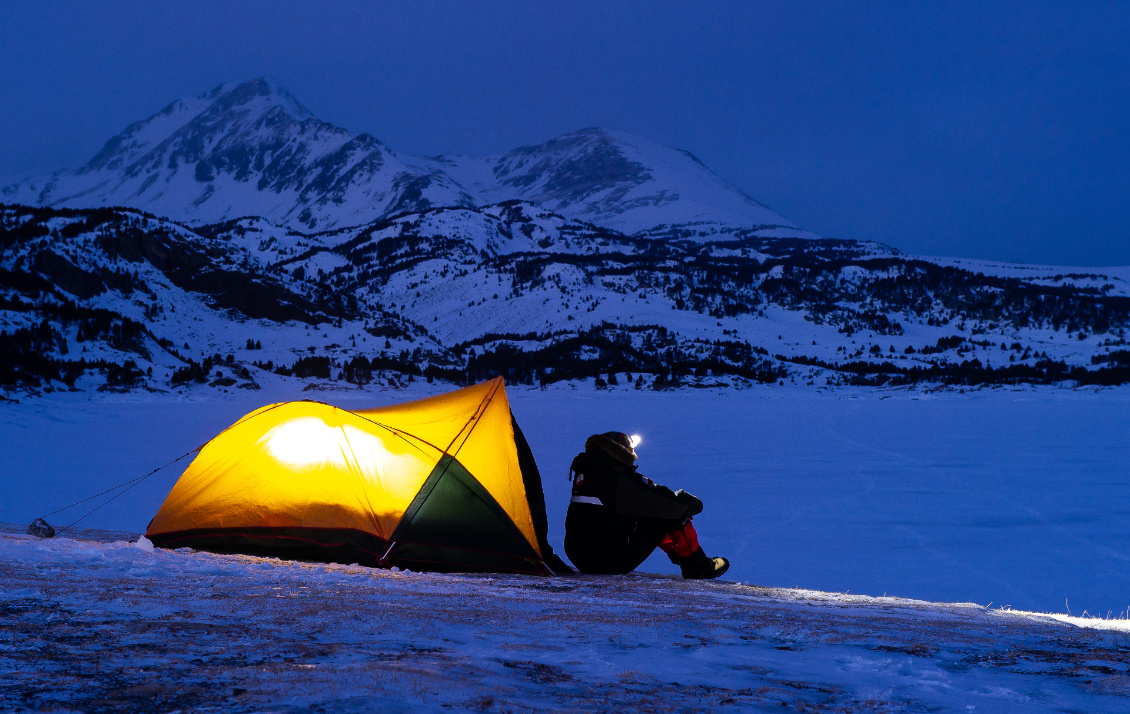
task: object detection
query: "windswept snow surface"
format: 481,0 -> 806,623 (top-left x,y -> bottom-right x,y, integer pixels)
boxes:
4,527 -> 1130,712
3,386 -> 1130,709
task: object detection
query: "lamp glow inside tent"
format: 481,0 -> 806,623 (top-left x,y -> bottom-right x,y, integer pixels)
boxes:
146,378 -> 565,575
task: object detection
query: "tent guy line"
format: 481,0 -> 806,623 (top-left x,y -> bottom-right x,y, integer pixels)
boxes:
30,401 -> 300,537
34,446 -> 198,537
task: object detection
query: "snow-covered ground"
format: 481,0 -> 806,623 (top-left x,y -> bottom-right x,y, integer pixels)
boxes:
4,525 -> 1130,712
3,384 -> 1130,710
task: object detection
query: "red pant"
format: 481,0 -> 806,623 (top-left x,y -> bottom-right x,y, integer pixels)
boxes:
657,519 -> 700,559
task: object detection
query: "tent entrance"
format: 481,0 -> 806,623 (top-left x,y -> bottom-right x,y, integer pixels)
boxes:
385,454 -> 549,575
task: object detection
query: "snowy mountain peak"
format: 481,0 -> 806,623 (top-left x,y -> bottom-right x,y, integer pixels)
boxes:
201,77 -> 316,122
3,79 -> 807,239
491,127 -> 656,200
445,126 -> 793,235
77,78 -> 317,178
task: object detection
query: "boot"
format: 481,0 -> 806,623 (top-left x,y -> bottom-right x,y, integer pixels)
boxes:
679,548 -> 729,580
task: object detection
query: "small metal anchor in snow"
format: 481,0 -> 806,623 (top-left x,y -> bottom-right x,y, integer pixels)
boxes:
27,518 -> 55,538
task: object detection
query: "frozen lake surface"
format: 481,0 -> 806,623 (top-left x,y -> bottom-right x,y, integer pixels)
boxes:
2,384 -> 1129,615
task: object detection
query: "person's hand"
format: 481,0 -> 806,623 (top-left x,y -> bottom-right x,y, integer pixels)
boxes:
673,489 -> 703,517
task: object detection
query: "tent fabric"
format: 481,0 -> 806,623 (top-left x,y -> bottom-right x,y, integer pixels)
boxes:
145,377 -> 553,575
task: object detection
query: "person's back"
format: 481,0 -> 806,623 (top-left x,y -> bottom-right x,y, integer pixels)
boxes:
564,432 -> 728,579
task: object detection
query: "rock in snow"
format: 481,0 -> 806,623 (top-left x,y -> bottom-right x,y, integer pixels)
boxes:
26,517 -> 54,538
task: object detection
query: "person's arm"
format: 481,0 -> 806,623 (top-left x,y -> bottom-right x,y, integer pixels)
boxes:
613,470 -> 703,520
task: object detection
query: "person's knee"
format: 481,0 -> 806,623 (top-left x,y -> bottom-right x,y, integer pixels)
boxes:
658,519 -> 701,559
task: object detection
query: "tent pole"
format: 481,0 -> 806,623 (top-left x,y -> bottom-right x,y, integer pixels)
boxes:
379,542 -> 396,567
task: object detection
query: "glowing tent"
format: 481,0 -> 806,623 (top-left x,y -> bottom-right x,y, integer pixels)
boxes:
146,378 -> 564,575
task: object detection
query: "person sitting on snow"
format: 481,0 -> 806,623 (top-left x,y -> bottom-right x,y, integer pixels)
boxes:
564,431 -> 729,579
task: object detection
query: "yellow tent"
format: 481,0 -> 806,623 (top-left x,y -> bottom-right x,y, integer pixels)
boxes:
146,378 -> 561,575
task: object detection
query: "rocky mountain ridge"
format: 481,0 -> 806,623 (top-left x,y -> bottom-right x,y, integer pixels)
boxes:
3,202 -> 1130,395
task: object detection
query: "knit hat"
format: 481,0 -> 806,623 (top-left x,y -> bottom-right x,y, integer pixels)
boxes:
585,431 -> 637,465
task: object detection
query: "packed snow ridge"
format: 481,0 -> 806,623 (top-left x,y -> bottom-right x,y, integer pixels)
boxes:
5,525 -> 1130,712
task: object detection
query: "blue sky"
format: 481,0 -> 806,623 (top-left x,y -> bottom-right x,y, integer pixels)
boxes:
3,1 -> 1128,265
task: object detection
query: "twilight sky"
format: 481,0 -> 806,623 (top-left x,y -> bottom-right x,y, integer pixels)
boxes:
3,1 -> 1128,265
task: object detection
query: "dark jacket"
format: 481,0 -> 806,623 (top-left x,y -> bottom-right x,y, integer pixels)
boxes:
564,446 -> 702,574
